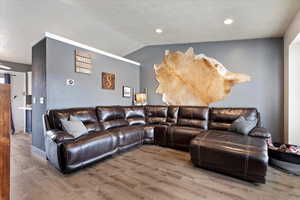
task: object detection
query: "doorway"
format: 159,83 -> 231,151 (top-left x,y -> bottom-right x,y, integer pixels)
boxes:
0,71 -> 26,133
10,72 -> 26,133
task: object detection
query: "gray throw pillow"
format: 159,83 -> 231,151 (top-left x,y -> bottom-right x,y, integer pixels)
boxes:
60,116 -> 88,138
229,116 -> 257,135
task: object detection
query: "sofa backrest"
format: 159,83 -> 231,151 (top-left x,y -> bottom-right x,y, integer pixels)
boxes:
209,107 -> 259,131
96,106 -> 129,130
166,106 -> 179,125
46,106 -> 261,133
48,107 -> 100,132
145,106 -> 168,124
177,106 -> 209,129
123,106 -> 146,126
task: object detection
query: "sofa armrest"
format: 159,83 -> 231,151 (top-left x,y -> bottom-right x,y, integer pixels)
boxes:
45,129 -> 74,173
46,129 -> 74,143
249,127 -> 271,139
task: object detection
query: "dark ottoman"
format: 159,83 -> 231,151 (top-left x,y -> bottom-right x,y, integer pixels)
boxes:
190,130 -> 268,183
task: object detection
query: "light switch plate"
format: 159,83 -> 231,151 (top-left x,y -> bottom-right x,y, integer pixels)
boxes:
40,97 -> 44,104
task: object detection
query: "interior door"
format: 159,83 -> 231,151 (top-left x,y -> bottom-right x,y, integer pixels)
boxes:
10,72 -> 26,132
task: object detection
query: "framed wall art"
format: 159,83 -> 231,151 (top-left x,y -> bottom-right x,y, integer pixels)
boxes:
102,72 -> 115,90
122,86 -> 131,98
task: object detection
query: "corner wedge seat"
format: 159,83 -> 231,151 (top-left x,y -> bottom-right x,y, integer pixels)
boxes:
165,106 -> 209,150
166,126 -> 207,150
190,130 -> 268,183
62,131 -> 118,172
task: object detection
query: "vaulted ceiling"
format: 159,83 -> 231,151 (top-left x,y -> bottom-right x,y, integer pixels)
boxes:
1,0 -> 300,64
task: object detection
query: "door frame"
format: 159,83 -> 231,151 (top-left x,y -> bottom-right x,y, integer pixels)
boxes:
287,34 -> 300,145
0,83 -> 11,200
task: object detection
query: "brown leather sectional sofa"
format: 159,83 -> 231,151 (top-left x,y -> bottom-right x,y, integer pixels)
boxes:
43,106 -> 271,183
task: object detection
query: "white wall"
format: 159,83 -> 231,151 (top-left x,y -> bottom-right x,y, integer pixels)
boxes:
10,71 -> 26,132
284,10 -> 300,144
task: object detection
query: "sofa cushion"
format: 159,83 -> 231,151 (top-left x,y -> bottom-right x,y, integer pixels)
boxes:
101,119 -> 129,130
166,126 -> 207,150
153,125 -> 169,146
62,131 -> 118,171
192,130 -> 268,152
48,108 -> 100,132
144,125 -> 155,144
177,106 -> 209,129
123,106 -> 146,126
209,108 -> 258,131
145,106 -> 168,124
110,125 -> 144,149
96,106 -> 125,121
167,106 -> 179,124
96,106 -> 129,130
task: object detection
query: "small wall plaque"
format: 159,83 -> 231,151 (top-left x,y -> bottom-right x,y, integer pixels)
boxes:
75,50 -> 92,74
102,72 -> 115,90
66,79 -> 75,86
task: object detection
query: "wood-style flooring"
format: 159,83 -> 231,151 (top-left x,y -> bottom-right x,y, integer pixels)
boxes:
11,133 -> 300,200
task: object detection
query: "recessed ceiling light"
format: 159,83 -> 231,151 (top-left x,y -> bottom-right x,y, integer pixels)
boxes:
0,65 -> 11,70
155,28 -> 163,34
224,18 -> 234,25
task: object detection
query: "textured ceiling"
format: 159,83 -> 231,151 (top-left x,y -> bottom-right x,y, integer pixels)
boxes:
1,0 -> 300,64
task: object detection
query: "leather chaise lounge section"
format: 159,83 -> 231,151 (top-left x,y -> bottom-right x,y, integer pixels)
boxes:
44,106 -> 270,183
190,108 -> 269,183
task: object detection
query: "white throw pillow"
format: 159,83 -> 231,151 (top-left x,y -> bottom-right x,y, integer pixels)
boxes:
60,116 -> 88,138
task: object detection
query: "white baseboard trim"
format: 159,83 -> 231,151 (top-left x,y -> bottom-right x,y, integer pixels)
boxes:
31,145 -> 47,160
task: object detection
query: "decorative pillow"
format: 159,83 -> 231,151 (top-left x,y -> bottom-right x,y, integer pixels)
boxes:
229,116 -> 257,135
60,116 -> 88,138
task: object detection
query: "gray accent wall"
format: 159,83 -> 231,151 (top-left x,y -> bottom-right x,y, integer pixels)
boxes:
126,38 -> 284,142
46,38 -> 140,109
32,39 -> 47,151
31,38 -> 140,151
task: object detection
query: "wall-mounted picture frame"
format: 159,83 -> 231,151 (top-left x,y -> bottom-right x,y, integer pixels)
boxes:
122,86 -> 131,98
102,72 -> 115,90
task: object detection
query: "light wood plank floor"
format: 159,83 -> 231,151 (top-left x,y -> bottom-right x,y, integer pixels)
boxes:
11,133 -> 300,200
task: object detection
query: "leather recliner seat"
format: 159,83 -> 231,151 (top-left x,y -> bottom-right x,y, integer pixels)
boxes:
44,105 -> 271,183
